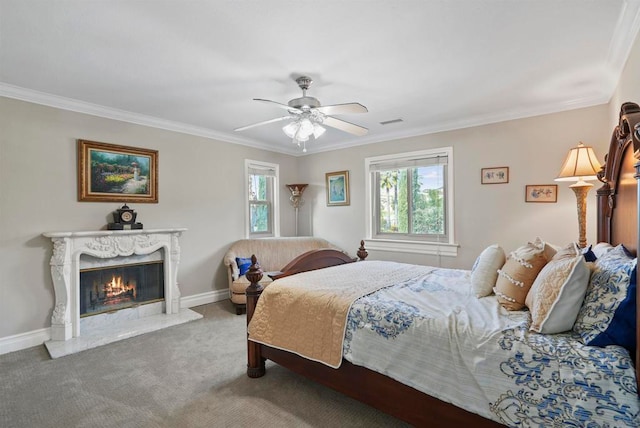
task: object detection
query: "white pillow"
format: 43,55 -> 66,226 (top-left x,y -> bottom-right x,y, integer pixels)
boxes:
592,242 -> 614,259
471,244 -> 505,297
525,243 -> 590,334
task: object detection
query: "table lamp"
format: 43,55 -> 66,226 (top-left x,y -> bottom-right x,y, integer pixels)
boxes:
555,142 -> 602,248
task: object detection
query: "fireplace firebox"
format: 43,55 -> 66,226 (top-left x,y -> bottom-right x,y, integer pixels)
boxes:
80,261 -> 164,316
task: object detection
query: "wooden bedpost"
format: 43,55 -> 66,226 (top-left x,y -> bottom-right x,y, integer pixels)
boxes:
357,240 -> 368,261
245,254 -> 266,378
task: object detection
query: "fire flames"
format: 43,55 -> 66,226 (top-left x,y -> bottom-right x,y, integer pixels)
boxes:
104,275 -> 136,299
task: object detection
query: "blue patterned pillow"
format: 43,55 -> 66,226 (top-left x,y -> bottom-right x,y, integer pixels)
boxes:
573,245 -> 637,354
236,257 -> 252,276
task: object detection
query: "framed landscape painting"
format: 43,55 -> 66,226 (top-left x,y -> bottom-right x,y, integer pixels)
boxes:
78,139 -> 158,203
326,170 -> 350,206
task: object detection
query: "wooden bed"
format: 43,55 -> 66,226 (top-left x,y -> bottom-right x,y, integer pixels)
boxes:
245,103 -> 640,427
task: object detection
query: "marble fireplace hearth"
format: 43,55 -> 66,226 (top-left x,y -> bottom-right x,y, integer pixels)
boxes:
42,228 -> 202,358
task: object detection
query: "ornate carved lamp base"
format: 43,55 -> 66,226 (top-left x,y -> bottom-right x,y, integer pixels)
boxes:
569,181 -> 593,249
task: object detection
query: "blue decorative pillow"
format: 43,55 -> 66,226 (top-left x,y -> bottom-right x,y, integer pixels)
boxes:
236,257 -> 252,276
581,244 -> 597,262
573,245 -> 637,355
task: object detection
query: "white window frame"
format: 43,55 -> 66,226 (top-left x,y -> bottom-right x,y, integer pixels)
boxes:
365,147 -> 457,256
245,159 -> 280,238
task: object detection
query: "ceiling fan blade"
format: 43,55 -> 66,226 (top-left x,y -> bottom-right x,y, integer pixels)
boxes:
316,103 -> 368,115
234,115 -> 292,132
323,116 -> 369,136
254,98 -> 302,113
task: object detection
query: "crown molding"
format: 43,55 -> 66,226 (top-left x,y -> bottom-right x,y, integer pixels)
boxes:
608,0 -> 640,71
308,94 -> 610,155
1,81 -> 610,157
0,83 -> 301,156
600,0 -> 640,95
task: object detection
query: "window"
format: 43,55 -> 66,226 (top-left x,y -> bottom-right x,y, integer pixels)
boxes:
245,160 -> 279,238
365,148 -> 457,256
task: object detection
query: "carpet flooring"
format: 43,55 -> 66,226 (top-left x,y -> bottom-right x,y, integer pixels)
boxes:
0,301 -> 409,427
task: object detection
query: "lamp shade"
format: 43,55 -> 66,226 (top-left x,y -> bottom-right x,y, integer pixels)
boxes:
555,142 -> 602,182
283,122 -> 299,138
285,183 -> 308,197
312,123 -> 326,139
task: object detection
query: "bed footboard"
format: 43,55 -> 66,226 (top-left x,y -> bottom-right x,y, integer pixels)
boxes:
246,241 -> 368,377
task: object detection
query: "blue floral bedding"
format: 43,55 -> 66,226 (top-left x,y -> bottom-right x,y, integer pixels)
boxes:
342,267 -> 640,427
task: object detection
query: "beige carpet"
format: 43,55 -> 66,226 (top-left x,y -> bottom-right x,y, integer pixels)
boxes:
0,301 -> 409,427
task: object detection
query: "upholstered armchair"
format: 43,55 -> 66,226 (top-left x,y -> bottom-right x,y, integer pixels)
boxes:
223,237 -> 341,314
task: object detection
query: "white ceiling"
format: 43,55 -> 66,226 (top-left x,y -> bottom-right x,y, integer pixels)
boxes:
2,1 -> 640,155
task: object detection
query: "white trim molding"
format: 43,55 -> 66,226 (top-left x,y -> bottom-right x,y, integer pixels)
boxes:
180,289 -> 229,309
365,239 -> 459,257
244,159 -> 280,239
364,147 -> 457,256
0,328 -> 51,356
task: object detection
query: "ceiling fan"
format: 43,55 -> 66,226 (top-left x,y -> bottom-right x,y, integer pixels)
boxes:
234,76 -> 368,152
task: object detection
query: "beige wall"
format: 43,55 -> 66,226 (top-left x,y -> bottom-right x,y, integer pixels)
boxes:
0,98 -> 297,339
298,106 -> 611,269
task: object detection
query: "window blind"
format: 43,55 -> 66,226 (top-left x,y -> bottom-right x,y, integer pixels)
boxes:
368,154 -> 447,172
248,166 -> 276,177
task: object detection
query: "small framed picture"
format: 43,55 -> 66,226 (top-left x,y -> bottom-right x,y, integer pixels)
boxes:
481,167 -> 509,184
325,170 -> 350,206
525,184 -> 558,203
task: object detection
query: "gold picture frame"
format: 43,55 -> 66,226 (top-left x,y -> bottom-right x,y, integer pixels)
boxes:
325,170 -> 350,206
78,139 -> 158,203
525,184 -> 558,203
481,166 -> 509,184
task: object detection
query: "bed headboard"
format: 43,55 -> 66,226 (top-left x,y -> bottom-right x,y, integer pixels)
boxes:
595,102 -> 640,390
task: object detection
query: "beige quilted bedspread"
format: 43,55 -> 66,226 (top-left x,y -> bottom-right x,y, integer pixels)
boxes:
247,260 -> 435,368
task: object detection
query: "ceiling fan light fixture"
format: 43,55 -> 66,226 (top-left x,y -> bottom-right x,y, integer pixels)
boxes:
313,123 -> 326,139
299,118 -> 314,137
282,121 -> 299,138
294,131 -> 309,143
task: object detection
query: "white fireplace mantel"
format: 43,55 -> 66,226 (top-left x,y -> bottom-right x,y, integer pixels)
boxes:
43,228 -> 188,343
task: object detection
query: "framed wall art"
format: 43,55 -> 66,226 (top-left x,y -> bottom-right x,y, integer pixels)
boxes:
481,166 -> 509,184
325,170 -> 350,206
77,139 -> 158,203
525,184 -> 557,203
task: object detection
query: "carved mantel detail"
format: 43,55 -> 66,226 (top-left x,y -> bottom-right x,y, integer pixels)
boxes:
43,228 -> 187,341
84,235 -> 160,257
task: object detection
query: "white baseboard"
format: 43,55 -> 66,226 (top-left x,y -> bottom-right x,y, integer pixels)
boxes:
180,289 -> 229,308
0,328 -> 51,356
0,289 -> 230,356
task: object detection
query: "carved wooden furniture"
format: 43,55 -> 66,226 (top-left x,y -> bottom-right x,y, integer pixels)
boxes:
245,104 -> 640,426
268,248 -> 356,280
596,101 -> 640,376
